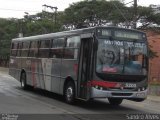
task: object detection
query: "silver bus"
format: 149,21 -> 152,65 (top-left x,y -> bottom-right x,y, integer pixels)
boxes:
9,26 -> 148,105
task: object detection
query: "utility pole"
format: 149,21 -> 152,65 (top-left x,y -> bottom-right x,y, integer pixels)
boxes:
133,0 -> 137,29
18,19 -> 23,38
42,4 -> 58,25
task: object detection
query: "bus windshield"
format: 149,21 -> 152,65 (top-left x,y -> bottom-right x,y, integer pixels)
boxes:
96,39 -> 147,76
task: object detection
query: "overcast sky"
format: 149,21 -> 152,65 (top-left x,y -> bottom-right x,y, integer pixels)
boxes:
0,0 -> 160,18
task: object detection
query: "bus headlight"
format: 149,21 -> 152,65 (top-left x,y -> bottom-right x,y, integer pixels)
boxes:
100,87 -> 103,90
142,87 -> 145,91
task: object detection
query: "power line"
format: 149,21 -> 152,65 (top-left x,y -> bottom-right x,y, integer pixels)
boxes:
124,1 -> 134,5
111,1 -> 130,27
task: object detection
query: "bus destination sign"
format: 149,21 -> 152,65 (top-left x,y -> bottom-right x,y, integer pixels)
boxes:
96,28 -> 144,40
115,31 -> 143,40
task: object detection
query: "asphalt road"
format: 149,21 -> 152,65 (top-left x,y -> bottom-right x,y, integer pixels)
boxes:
0,70 -> 160,120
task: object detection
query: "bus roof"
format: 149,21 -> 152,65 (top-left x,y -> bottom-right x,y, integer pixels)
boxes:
12,26 -> 145,42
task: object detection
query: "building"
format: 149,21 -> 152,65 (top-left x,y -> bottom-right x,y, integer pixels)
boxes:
145,29 -> 160,84
150,4 -> 160,14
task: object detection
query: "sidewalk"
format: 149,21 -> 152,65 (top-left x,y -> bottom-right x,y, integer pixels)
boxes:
0,67 -> 8,74
147,95 -> 160,103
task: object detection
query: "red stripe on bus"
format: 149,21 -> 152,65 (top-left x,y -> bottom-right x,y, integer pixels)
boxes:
87,80 -> 118,88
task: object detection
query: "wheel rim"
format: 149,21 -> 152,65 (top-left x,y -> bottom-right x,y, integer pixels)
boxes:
66,87 -> 73,101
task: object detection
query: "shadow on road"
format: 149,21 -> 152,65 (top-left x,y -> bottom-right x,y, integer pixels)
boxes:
15,86 -> 143,113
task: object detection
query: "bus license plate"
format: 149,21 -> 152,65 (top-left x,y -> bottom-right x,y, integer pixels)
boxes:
125,83 -> 136,88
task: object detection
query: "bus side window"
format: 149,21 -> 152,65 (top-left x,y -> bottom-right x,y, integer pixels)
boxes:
11,42 -> 18,57
17,42 -> 22,57
50,38 -> 65,58
21,41 -> 30,57
39,40 -> 50,58
28,41 -> 38,57
63,36 -> 80,59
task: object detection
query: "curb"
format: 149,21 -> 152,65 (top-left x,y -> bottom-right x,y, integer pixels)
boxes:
147,95 -> 160,102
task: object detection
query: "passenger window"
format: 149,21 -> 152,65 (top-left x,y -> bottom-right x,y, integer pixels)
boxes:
11,42 -> 18,49
17,42 -> 22,57
11,42 -> 18,56
30,41 -> 38,48
52,38 -> 65,48
21,50 -> 29,57
38,40 -> 50,58
50,38 -> 65,58
66,36 -> 80,48
63,36 -> 80,59
40,40 -> 50,48
64,48 -> 78,59
21,41 -> 30,57
11,50 -> 17,56
29,41 -> 38,57
22,41 -> 30,49
50,48 -> 63,58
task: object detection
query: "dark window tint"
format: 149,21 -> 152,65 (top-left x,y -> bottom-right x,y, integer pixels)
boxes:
22,41 -> 30,49
21,41 -> 30,57
11,50 -> 17,56
11,42 -> 18,49
21,50 -> 29,57
30,41 -> 38,48
29,41 -> 38,57
40,40 -> 50,48
64,48 -> 79,59
17,42 -> 22,57
29,49 -> 38,57
52,38 -> 65,48
50,48 -> 63,58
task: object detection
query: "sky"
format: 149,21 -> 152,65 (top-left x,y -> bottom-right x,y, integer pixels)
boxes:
0,0 -> 160,18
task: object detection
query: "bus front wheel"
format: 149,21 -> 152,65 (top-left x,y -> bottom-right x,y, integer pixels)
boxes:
108,98 -> 123,106
64,81 -> 75,104
20,72 -> 27,90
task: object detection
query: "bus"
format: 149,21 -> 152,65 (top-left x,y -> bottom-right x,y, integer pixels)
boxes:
9,26 -> 148,105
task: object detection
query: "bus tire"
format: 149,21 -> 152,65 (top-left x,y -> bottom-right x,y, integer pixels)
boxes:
108,98 -> 123,106
64,81 -> 75,104
20,72 -> 28,90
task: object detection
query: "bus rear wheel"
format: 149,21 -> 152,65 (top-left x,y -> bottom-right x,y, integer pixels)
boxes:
108,98 -> 123,106
20,72 -> 28,90
64,81 -> 75,104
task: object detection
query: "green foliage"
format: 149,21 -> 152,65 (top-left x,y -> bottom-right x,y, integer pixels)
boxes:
0,18 -> 19,57
63,0 -> 127,27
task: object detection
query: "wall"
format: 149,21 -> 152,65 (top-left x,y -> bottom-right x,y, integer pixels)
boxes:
146,30 -> 160,84
145,29 -> 160,96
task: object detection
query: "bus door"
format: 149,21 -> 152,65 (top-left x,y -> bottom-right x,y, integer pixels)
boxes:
77,38 -> 93,100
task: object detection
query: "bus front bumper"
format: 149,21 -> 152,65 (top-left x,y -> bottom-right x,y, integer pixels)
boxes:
91,87 -> 148,99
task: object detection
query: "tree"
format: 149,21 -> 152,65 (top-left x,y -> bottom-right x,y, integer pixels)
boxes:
62,0 -> 160,29
63,0 -> 128,29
